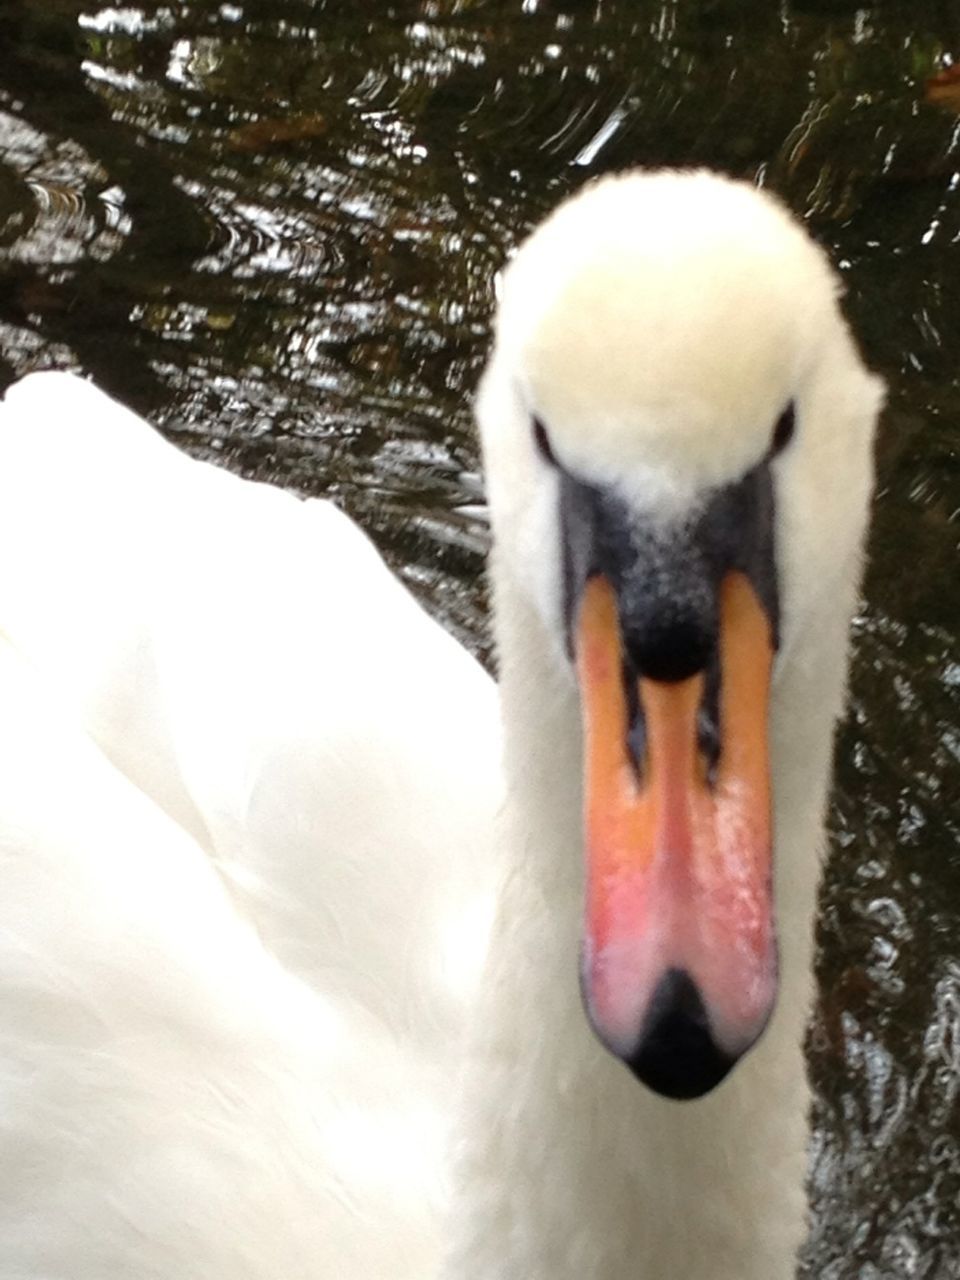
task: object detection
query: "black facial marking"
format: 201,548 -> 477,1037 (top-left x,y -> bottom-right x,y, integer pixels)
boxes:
559,467 -> 602,660
561,460 -> 779,666
696,459 -> 779,641
558,439 -> 780,787
770,402 -> 795,457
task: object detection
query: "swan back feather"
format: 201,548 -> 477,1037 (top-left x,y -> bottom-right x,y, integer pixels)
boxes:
0,371 -> 503,1277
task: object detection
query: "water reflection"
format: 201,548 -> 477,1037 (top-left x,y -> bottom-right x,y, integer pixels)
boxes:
1,1 -> 959,1274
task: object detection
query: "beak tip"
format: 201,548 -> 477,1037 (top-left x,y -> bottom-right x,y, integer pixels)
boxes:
589,967 -> 743,1101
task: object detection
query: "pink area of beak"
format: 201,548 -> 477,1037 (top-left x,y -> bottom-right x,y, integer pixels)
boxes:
575,572 -> 776,1061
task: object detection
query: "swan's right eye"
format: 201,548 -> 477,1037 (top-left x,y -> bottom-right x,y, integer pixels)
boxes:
770,403 -> 796,456
533,417 -> 557,466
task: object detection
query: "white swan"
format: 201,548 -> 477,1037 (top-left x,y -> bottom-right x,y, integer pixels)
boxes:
0,168 -> 881,1279
441,170 -> 882,1279
0,374 -> 501,1276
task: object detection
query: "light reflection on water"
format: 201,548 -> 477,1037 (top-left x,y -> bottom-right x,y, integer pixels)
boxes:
1,1 -> 959,1275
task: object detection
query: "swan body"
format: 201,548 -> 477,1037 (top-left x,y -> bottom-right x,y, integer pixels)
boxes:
0,168 -> 881,1279
441,171 -> 882,1278
0,633 -> 439,1277
0,372 -> 501,1276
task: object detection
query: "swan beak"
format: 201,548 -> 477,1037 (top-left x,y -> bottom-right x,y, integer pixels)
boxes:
575,571 -> 776,1100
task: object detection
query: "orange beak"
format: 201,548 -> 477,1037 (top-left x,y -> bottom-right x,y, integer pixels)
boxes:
575,571 -> 776,1087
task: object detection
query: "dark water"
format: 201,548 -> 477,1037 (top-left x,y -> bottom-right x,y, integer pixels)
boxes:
0,2 -> 958,1275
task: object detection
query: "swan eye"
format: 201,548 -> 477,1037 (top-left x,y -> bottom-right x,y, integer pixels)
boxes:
770,403 -> 796,457
533,417 -> 557,466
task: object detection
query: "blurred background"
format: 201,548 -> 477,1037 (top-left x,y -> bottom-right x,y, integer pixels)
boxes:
0,2 -> 958,1275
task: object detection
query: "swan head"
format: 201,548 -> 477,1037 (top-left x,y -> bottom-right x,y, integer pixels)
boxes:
479,170 -> 882,1100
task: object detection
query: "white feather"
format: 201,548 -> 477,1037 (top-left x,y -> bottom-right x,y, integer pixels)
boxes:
0,371 -> 502,1277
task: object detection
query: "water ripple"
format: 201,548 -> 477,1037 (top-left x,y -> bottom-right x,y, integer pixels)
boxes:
0,106 -> 127,268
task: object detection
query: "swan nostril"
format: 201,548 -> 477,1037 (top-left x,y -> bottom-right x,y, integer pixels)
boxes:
697,704 -> 720,784
697,659 -> 722,781
623,968 -> 737,1100
622,657 -> 646,777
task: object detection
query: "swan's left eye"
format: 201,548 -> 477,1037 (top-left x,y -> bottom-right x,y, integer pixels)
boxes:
770,403 -> 796,456
533,417 -> 557,466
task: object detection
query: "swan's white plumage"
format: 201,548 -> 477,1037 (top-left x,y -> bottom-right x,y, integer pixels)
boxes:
0,168 -> 882,1280
0,372 -> 500,1028
500,170 -> 841,495
442,170 -> 882,1280
0,633 -> 453,1277
0,372 -> 501,1276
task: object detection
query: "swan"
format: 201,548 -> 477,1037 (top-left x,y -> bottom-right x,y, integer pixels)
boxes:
0,168 -> 881,1278
0,374 -> 502,1275
440,169 -> 882,1279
